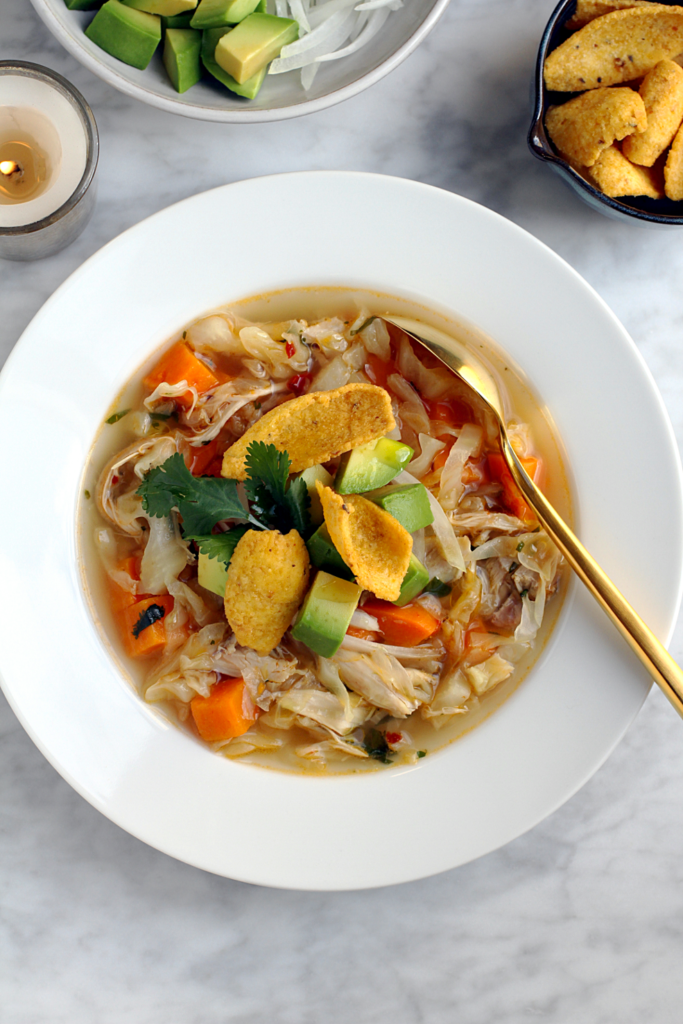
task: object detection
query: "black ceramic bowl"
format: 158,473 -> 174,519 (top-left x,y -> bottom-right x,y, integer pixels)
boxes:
528,0 -> 683,225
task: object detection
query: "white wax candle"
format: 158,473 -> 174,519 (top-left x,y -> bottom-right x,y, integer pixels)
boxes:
0,75 -> 87,228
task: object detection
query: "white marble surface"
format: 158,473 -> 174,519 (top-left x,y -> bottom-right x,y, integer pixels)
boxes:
3,0 -> 683,1019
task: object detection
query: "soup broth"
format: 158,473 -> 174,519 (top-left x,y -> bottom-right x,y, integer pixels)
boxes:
80,287 -> 571,774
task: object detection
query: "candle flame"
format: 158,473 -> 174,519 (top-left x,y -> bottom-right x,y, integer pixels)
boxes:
0,160 -> 21,177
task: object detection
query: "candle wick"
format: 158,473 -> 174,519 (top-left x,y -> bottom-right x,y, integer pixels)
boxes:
0,160 -> 22,178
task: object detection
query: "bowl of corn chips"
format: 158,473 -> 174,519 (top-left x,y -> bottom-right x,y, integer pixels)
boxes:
529,0 -> 683,224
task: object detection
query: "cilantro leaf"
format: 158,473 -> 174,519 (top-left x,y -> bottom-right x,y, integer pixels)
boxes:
423,577 -> 452,598
137,452 -> 262,532
244,441 -> 312,537
190,527 -> 248,564
244,442 -> 289,517
285,475 -> 312,538
363,728 -> 393,764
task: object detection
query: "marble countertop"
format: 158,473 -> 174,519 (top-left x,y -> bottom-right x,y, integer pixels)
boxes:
3,0 -> 683,1019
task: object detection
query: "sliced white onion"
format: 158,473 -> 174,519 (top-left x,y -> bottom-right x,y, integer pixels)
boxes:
316,7 -> 389,61
301,62 -> 321,90
289,0 -> 311,33
269,9 -> 354,72
355,0 -> 401,10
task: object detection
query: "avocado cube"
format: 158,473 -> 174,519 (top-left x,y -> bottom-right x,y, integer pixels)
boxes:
393,554 -> 430,607
335,437 -> 414,495
201,27 -> 267,97
369,483 -> 434,533
161,10 -> 195,26
299,464 -> 333,528
214,12 -> 298,83
255,0 -> 266,10
191,0 -> 259,27
85,0 -> 161,70
197,551 -> 229,597
163,27 -> 202,91
122,0 -> 196,14
291,571 -> 362,659
64,0 -> 104,11
306,523 -> 355,581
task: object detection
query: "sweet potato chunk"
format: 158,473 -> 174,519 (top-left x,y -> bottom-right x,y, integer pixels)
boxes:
588,143 -> 664,195
544,7 -> 683,92
317,483 -> 412,602
623,60 -> 683,164
546,87 -> 647,166
221,383 -> 395,480
224,529 -> 310,655
664,120 -> 683,197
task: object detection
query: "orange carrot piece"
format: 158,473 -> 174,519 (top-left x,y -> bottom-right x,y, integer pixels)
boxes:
360,599 -> 440,647
143,341 -> 219,411
190,677 -> 258,742
487,453 -> 540,522
107,555 -> 143,612
120,595 -> 174,658
188,437 -> 221,476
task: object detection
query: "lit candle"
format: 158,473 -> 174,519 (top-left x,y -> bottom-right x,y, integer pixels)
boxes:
0,62 -> 98,262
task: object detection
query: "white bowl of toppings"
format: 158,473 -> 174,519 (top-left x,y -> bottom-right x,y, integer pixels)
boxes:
29,0 -> 450,120
0,172 -> 681,889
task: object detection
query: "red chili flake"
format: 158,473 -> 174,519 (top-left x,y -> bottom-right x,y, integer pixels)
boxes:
111,475 -> 119,485
287,372 -> 312,396
386,731 -> 403,746
285,341 -> 296,359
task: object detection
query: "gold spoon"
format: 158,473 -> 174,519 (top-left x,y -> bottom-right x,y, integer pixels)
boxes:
384,314 -> 683,717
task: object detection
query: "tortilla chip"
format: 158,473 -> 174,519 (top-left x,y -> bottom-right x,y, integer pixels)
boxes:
224,529 -> 310,655
544,7 -> 683,92
221,383 -> 395,480
664,120 -> 683,196
317,483 -> 412,602
566,0 -> 657,32
588,143 -> 664,195
546,87 -> 647,166
622,60 -> 683,163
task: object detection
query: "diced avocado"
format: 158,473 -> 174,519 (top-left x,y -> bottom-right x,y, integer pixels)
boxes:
161,10 -> 195,26
122,0 -> 196,15
393,554 -> 430,607
85,0 -> 161,70
197,551 -> 229,597
255,0 -> 266,10
291,571 -> 362,658
201,27 -> 267,97
299,464 -> 333,527
64,0 -> 104,11
369,483 -> 434,533
191,0 -> 259,26
306,523 -> 354,581
335,437 -> 414,495
163,27 -> 202,91
214,12 -> 297,83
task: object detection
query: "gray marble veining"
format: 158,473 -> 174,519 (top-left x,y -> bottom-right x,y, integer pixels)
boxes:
2,0 -> 683,1020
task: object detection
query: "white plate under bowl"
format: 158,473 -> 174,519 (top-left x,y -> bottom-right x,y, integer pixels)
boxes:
0,172 -> 681,890
29,0 -> 449,122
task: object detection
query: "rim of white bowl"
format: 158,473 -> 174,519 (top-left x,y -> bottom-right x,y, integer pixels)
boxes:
28,0 -> 452,123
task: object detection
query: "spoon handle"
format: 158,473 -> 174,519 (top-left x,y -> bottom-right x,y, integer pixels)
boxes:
501,434 -> 683,716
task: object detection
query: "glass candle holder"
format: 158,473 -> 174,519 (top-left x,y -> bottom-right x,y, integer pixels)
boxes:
0,61 -> 99,262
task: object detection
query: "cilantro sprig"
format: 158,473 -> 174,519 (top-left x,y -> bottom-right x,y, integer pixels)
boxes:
244,441 -> 311,537
136,443 -> 312,565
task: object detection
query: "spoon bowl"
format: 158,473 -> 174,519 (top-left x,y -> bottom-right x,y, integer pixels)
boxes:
384,315 -> 683,719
